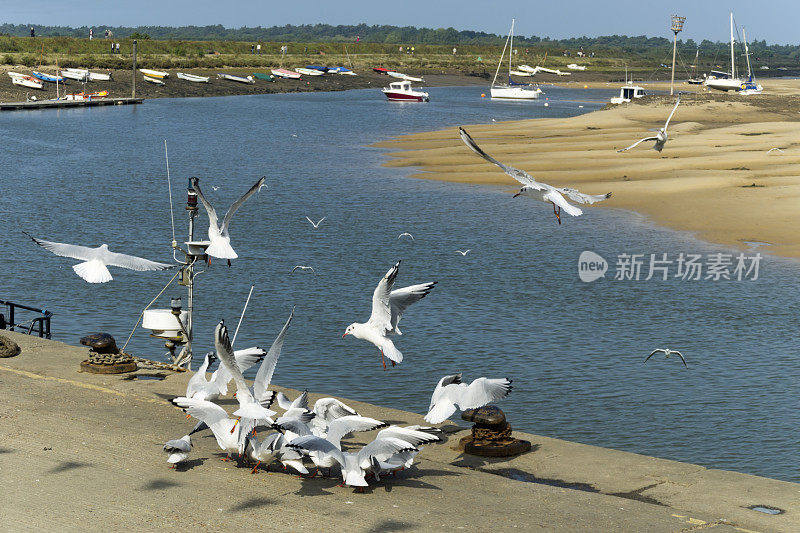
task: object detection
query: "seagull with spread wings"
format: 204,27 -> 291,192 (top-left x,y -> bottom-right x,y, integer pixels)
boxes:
24,232 -> 172,283
291,265 -> 315,274
617,97 -> 681,153
644,348 -> 687,369
425,373 -> 513,424
459,127 -> 611,224
190,176 -> 266,265
305,216 -> 326,229
342,261 -> 436,369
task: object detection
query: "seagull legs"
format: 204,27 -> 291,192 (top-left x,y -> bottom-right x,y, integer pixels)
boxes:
230,418 -> 240,434
552,203 -> 562,224
251,461 -> 261,474
381,350 -> 386,371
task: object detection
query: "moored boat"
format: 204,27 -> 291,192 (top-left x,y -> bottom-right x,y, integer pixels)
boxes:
305,65 -> 329,73
382,80 -> 429,102
252,72 -> 274,82
295,67 -> 324,76
490,19 -> 542,100
217,73 -> 255,84
60,69 -> 89,82
271,68 -> 302,79
176,72 -> 210,83
9,72 -> 44,89
329,66 -> 356,75
139,68 -> 169,79
387,71 -> 424,82
143,75 -> 165,86
60,91 -> 109,101
610,84 -> 646,104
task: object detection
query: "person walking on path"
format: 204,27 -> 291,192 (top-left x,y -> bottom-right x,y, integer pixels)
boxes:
256,44 -> 261,55
115,42 -> 120,54
89,28 -> 93,40
251,44 -> 254,54
30,26 -> 35,37
453,47 -> 457,55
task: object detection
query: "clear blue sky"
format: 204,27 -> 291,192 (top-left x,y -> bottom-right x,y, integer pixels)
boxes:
4,1 -> 797,44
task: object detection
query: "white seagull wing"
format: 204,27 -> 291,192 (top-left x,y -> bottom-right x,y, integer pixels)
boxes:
103,250 -> 173,271
557,188 -> 612,205
24,233 -> 94,260
459,127 -> 546,190
326,415 -> 387,449
617,137 -> 659,153
663,97 -> 681,132
375,426 -> 442,447
286,435 -> 346,467
357,437 -> 418,469
314,398 -> 359,421
367,261 -> 400,332
253,309 -> 293,402
543,190 -> 583,217
388,282 -> 437,335
190,177 -> 219,229
220,176 -> 266,233
454,377 -> 513,411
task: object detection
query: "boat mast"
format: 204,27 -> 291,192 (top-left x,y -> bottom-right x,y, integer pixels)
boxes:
742,27 -> 753,80
509,18 -> 514,83
693,47 -> 699,78
729,12 -> 736,79
492,19 -> 513,87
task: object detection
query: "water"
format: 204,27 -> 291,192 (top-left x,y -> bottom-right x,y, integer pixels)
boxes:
1,85 -> 798,483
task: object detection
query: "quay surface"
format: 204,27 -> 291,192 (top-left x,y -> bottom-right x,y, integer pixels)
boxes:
0,330 -> 796,532
0,97 -> 143,111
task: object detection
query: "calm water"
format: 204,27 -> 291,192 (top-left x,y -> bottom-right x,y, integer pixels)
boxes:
1,86 -> 798,482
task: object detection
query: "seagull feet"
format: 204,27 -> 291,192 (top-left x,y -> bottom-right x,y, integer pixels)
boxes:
251,461 -> 261,474
220,455 -> 230,462
227,259 -> 231,267
552,203 -> 562,225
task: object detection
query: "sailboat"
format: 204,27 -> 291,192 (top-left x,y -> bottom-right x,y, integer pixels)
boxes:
687,47 -> 703,84
738,27 -> 762,95
704,12 -> 745,92
490,19 -> 542,100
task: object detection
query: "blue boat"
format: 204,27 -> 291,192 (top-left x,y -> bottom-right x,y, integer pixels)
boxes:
305,65 -> 329,72
31,71 -> 64,83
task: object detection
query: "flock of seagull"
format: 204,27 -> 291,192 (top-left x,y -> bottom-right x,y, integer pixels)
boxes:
24,102 -> 690,489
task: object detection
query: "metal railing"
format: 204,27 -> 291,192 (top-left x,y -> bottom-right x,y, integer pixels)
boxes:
0,300 -> 52,338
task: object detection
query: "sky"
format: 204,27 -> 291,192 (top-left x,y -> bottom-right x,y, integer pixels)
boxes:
3,0 -> 797,44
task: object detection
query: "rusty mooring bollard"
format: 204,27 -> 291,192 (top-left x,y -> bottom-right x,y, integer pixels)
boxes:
79,333 -> 137,374
459,406 -> 531,457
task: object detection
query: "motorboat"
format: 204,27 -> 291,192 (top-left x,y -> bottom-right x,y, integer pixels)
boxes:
271,68 -> 302,79
176,72 -> 210,83
382,80 -> 429,102
610,84 -> 646,104
217,73 -> 255,84
140,68 -> 169,78
490,19 -> 542,100
8,72 -> 43,89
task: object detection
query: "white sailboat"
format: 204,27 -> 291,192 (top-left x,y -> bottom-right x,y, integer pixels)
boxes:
704,13 -> 744,92
738,27 -> 762,95
490,19 -> 542,100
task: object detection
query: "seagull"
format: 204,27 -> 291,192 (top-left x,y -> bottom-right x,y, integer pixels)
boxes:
644,348 -> 687,369
23,232 -> 173,284
250,309 -> 293,406
397,233 -> 414,241
455,249 -> 471,256
163,435 -> 192,468
213,320 -> 277,423
767,148 -> 785,155
459,127 -> 611,224
424,373 -> 513,424
208,346 -> 267,398
291,265 -> 315,274
211,185 -> 221,191
305,216 -> 326,229
342,261 -> 436,369
617,97 -> 680,153
245,432 -> 308,475
172,396 -> 255,460
190,176 -> 266,265
184,352 -> 219,401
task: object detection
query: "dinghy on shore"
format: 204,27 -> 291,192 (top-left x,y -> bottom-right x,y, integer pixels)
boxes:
217,73 -> 255,84
9,72 -> 44,89
176,72 -> 210,83
252,73 -> 274,82
140,69 -> 169,79
271,68 -> 302,79
143,75 -> 165,86
31,71 -> 64,83
295,67 -> 324,76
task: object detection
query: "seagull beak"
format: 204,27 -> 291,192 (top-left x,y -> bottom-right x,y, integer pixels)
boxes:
342,333 -> 348,338
513,192 -> 521,198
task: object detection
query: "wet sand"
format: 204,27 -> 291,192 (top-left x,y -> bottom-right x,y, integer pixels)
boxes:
379,80 -> 800,259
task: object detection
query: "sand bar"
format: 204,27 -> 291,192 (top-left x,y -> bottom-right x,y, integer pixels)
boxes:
0,330 -> 797,531
378,83 -> 800,259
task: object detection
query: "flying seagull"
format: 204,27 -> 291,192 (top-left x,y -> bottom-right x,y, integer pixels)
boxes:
163,435 -> 192,468
459,127 -> 611,224
617,97 -> 681,153
425,374 -> 513,424
291,265 -> 315,274
644,348 -> 687,369
455,249 -> 471,256
343,261 -> 436,370
766,148 -> 784,155
191,176 -> 266,265
305,216 -> 326,229
397,233 -> 414,241
24,232 -> 172,284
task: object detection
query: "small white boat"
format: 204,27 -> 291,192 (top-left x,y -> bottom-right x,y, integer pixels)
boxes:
217,73 -> 255,84
140,68 -> 169,79
382,80 -> 429,102
62,68 -> 111,81
143,75 -> 165,86
490,20 -> 542,100
387,71 -> 424,82
517,65 -> 537,74
8,72 -> 44,89
294,68 -> 324,76
176,72 -> 210,83
509,70 -> 532,77
610,84 -> 646,104
271,68 -> 302,79
567,63 -> 586,71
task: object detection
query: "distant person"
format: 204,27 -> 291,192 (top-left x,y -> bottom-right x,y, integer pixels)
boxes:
452,47 -> 457,55
104,29 -> 108,39
399,46 -> 403,53
30,26 -> 35,38
356,35 -> 360,43
116,42 -> 120,53
411,46 -> 415,54
251,44 -> 254,54
256,43 -> 261,55
89,28 -> 93,40
111,41 -> 114,53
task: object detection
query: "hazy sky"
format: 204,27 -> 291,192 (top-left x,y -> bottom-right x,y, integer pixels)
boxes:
4,1 -> 797,44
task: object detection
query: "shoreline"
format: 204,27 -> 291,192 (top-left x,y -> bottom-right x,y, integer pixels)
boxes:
1,330 -> 797,531
378,80 -> 800,259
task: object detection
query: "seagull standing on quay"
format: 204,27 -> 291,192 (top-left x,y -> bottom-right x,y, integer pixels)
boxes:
343,261 -> 436,369
644,348 -> 688,369
459,127 -> 611,224
24,232 -> 173,283
617,97 -> 681,153
191,176 -> 266,266
163,435 -> 192,468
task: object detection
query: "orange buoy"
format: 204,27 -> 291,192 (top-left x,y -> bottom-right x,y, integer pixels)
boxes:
583,84 -> 588,89
481,93 -> 486,98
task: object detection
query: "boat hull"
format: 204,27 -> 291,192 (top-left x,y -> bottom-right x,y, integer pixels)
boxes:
176,72 -> 210,83
271,69 -> 302,79
490,86 -> 541,100
382,91 -> 428,102
704,77 -> 742,92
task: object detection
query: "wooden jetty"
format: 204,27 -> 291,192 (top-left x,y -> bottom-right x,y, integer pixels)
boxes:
0,97 -> 143,112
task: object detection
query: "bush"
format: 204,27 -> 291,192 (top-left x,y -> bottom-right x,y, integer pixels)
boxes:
2,54 -> 13,64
